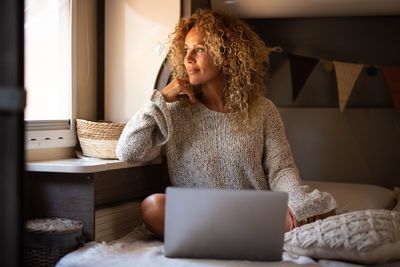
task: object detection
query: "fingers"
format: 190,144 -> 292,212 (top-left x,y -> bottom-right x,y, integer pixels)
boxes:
177,79 -> 197,104
160,79 -> 196,104
285,208 -> 336,232
181,81 -> 197,104
286,209 -> 297,232
293,209 -> 336,228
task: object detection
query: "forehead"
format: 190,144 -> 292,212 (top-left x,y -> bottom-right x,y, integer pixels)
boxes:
184,27 -> 206,45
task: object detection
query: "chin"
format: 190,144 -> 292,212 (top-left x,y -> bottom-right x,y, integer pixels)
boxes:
188,79 -> 201,86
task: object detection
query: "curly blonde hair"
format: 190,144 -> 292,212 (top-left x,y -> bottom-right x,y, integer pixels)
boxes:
168,9 -> 273,126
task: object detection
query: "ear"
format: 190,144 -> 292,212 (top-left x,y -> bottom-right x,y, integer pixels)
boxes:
223,57 -> 229,66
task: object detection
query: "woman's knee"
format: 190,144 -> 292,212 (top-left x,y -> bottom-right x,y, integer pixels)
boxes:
141,193 -> 165,215
141,193 -> 166,238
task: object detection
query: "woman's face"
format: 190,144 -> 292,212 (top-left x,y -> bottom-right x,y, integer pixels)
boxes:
184,27 -> 223,86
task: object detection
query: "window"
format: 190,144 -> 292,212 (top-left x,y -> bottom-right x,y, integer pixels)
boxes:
24,0 -> 76,149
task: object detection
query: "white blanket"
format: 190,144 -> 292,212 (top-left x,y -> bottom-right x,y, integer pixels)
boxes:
57,226 -> 319,267
56,225 -> 400,267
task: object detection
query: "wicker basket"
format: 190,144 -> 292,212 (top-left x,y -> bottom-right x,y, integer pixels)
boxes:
76,119 -> 125,159
24,218 -> 84,267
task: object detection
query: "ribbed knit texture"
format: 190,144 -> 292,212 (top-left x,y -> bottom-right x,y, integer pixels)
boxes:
116,90 -> 336,221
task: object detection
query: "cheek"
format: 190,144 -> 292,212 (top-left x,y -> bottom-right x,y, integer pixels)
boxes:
205,63 -> 221,77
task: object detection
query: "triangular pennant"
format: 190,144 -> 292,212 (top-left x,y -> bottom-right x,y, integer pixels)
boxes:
382,66 -> 400,111
288,54 -> 319,101
333,61 -> 363,112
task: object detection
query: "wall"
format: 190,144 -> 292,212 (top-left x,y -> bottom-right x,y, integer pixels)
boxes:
247,16 -> 400,188
76,0 -> 98,121
104,7 -> 399,187
104,0 -> 180,122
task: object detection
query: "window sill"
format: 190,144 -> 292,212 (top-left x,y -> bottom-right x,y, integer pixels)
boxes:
26,157 -> 162,173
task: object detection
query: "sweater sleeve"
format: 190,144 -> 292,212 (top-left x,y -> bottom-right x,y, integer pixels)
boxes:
262,101 -> 337,221
115,90 -> 173,162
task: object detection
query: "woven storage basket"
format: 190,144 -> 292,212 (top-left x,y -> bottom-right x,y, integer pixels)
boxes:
76,119 -> 125,159
24,218 -> 84,267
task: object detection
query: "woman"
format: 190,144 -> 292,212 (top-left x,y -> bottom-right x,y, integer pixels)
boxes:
116,9 -> 336,239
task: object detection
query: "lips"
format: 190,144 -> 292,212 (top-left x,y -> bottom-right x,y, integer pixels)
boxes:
186,68 -> 199,75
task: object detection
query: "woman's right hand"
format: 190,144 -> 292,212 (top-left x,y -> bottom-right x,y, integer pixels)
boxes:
286,208 -> 336,232
160,78 -> 197,104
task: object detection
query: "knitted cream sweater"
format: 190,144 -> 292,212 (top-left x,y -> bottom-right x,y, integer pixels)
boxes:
116,90 -> 336,221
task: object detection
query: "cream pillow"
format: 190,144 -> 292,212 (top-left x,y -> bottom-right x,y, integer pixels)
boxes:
305,181 -> 396,214
284,209 -> 400,265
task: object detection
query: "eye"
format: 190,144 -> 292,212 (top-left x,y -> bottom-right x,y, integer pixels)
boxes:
195,47 -> 205,54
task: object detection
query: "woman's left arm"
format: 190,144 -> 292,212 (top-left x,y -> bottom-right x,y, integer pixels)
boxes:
262,101 -> 337,224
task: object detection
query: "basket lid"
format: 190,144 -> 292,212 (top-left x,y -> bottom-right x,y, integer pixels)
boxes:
25,218 -> 83,234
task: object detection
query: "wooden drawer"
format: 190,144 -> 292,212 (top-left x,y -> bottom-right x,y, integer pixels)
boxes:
94,164 -> 164,205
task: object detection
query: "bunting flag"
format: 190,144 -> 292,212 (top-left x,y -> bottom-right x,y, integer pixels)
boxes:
288,54 -> 319,101
382,66 -> 400,111
333,61 -> 363,112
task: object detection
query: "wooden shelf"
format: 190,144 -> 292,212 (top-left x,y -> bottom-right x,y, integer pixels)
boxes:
25,158 -> 167,241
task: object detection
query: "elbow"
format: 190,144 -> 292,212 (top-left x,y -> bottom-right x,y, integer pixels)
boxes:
115,147 -> 140,162
115,143 -> 159,163
115,139 -> 136,162
115,145 -> 129,162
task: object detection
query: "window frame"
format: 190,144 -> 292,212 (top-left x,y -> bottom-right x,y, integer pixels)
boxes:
24,0 -> 77,150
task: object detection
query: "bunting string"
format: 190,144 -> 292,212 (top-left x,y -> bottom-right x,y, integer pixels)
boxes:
286,53 -> 400,111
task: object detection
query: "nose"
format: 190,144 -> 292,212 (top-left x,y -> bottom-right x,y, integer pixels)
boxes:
185,49 -> 195,64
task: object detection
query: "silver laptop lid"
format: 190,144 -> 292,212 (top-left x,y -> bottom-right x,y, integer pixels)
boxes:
164,187 -> 288,261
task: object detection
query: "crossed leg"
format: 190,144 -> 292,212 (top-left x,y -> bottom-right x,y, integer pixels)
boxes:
140,193 -> 301,240
141,193 -> 166,239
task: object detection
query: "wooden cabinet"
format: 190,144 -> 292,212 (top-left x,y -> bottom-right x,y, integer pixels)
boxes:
25,159 -> 168,241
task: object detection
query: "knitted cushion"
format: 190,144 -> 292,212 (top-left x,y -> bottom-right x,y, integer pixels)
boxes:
284,209 -> 400,265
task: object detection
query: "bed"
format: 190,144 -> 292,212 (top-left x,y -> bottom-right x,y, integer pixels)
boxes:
57,181 -> 400,267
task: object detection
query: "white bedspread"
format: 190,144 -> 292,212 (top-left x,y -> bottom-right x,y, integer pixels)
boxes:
57,225 -> 319,267
56,225 -> 400,267
57,181 -> 400,267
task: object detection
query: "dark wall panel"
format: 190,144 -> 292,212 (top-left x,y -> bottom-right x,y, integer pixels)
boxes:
246,16 -> 400,107
246,16 -> 400,187
0,0 -> 25,266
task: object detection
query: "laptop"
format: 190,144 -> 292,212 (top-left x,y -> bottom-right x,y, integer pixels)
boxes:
164,187 -> 288,261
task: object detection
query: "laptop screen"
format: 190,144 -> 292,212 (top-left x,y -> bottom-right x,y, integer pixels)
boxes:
164,187 -> 288,261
